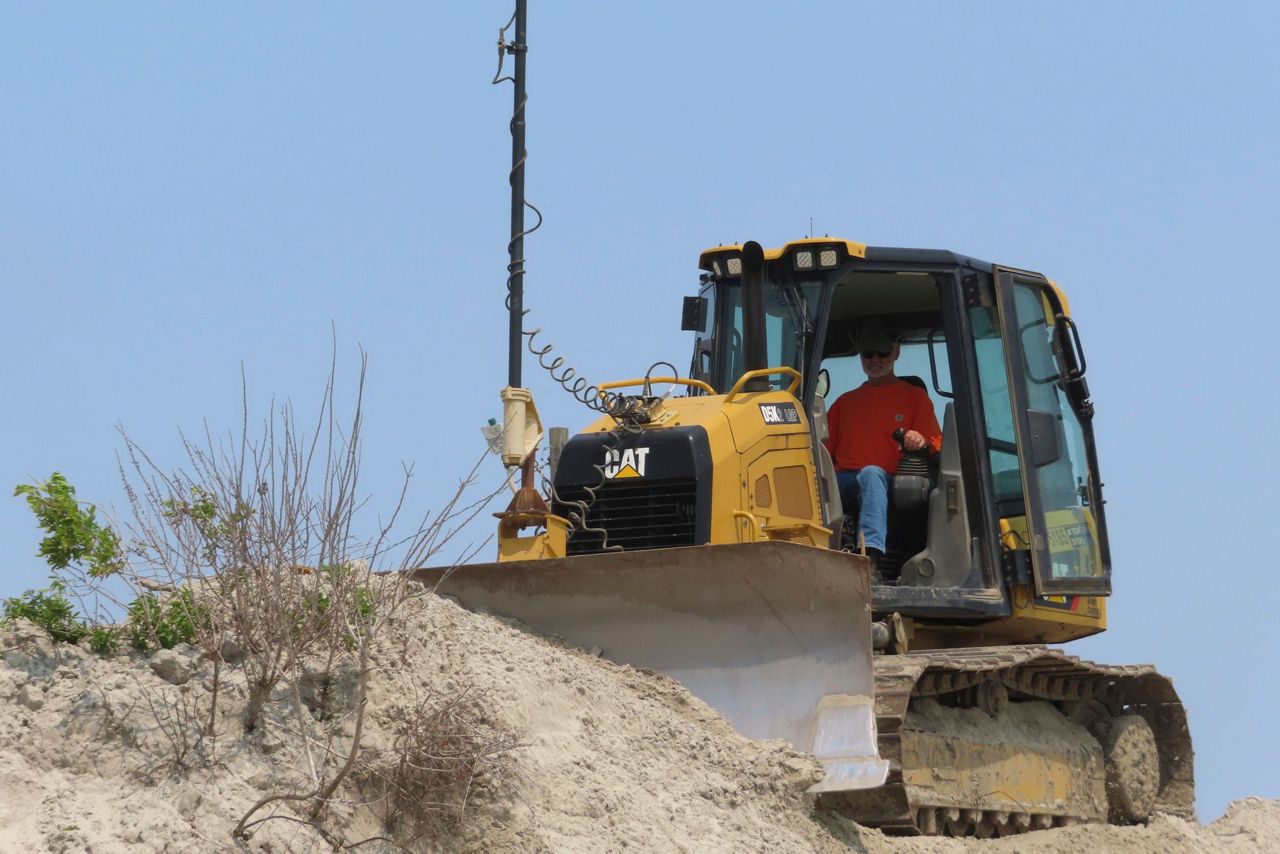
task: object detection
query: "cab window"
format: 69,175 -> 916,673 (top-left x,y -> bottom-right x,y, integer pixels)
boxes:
969,307 -> 1022,504
715,278 -> 823,393
819,331 -> 951,427
1010,283 -> 1104,584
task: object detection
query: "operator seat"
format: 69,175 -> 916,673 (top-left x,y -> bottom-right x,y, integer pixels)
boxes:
881,375 -> 939,581
898,375 -> 928,393
890,375 -> 939,517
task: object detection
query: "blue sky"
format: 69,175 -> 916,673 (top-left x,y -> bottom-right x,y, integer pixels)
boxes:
2,1 -> 1276,821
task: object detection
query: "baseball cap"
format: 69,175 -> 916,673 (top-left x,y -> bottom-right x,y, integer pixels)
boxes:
854,319 -> 900,354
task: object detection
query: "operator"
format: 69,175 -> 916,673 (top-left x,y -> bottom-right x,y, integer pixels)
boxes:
824,321 -> 942,574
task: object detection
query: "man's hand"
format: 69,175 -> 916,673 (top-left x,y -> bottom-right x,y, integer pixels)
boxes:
902,429 -> 928,452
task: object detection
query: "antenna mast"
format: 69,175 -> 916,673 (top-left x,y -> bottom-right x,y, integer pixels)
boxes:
506,0 -> 528,388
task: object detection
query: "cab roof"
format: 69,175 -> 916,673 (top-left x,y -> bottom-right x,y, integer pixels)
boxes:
697,238 -> 994,273
697,238 -> 1071,313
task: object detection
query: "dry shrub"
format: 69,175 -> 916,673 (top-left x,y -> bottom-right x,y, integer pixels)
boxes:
120,355 -> 394,734
358,687 -> 518,841
121,352 -> 496,722
107,347 -> 506,846
135,678 -> 210,774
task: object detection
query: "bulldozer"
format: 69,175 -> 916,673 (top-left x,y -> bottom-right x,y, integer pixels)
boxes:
416,5 -> 1192,835
416,237 -> 1195,836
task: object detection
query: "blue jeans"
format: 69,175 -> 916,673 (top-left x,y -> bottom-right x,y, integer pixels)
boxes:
836,466 -> 890,553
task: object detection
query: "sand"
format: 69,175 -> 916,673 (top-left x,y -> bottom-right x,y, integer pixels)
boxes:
0,593 -> 1275,853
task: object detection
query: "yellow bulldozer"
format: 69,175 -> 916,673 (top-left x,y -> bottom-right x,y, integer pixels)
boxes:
417,7 -> 1192,835
417,237 -> 1194,836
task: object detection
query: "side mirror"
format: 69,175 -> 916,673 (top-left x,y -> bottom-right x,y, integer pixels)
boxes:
816,368 -> 830,399
681,296 -> 708,332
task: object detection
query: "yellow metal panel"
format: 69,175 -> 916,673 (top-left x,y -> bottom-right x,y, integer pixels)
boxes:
1045,275 -> 1071,315
698,237 -> 867,270
497,514 -> 568,562
575,382 -> 826,547
996,512 -> 1106,641
744,449 -> 826,546
915,589 -> 1106,647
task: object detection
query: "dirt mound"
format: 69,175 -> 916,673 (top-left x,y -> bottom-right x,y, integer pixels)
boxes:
0,593 -> 1275,852
376,592 -> 840,853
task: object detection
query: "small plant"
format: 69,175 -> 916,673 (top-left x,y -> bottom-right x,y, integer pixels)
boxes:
298,566 -> 378,650
2,577 -> 88,643
127,595 -> 163,651
127,588 -> 205,651
160,486 -> 251,564
352,584 -> 374,625
14,472 -> 121,577
8,473 -> 123,647
88,626 -> 120,654
163,588 -> 207,646
137,676 -> 208,771
357,688 -> 517,839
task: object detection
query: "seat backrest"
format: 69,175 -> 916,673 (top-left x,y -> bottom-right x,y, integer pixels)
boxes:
810,394 -> 831,444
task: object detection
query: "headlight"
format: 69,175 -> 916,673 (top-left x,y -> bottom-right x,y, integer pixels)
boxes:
819,248 -> 838,269
794,250 -> 814,271
711,259 -> 723,276
726,256 -> 742,276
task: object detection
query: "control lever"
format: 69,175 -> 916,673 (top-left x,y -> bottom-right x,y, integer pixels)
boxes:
892,427 -> 932,477
891,427 -> 931,456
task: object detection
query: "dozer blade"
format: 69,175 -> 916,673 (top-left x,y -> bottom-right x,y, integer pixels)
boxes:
413,540 -> 888,792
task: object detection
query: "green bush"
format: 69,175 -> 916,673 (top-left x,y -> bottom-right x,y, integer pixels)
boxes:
9,473 -> 124,648
352,585 -> 374,625
160,486 -> 251,565
89,626 -> 120,654
14,472 -> 121,577
127,588 -> 206,651
295,566 -> 377,650
3,578 -> 88,643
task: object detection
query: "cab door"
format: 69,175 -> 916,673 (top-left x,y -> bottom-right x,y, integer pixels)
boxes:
995,268 -> 1111,596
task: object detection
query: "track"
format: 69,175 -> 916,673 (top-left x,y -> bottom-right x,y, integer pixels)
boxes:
819,645 -> 1195,836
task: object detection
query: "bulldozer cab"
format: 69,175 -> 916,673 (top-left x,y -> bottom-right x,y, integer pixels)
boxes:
689,241 -> 1112,631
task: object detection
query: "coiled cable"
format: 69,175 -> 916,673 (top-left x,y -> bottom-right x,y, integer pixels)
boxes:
491,7 -> 667,552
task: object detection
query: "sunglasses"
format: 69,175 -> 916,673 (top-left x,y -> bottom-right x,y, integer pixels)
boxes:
861,350 -> 892,359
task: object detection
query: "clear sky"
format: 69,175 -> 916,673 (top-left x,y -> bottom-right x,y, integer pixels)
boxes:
2,1 -> 1276,822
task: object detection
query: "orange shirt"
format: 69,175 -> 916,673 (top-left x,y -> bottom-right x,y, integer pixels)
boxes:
825,379 -> 943,475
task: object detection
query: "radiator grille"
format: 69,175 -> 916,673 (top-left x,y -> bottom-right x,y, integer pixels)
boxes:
554,478 -> 698,555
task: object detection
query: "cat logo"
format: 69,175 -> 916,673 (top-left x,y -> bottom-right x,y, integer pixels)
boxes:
603,447 -> 651,479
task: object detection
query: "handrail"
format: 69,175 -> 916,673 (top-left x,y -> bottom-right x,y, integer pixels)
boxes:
597,376 -> 716,396
927,328 -> 954,399
724,367 -> 802,402
732,510 -> 765,542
